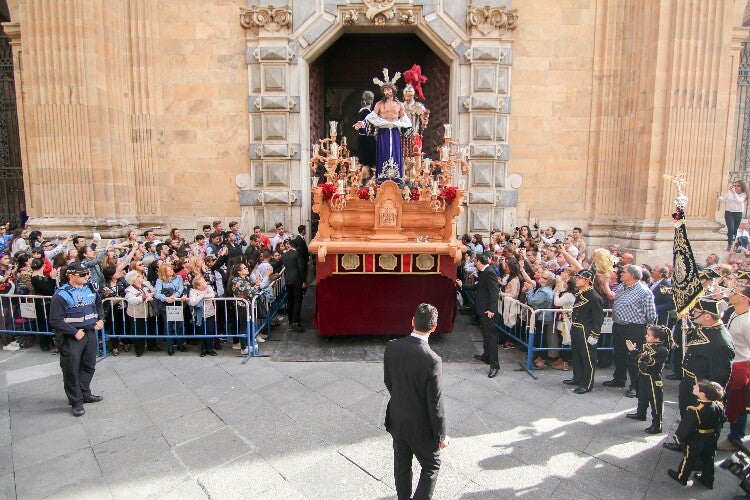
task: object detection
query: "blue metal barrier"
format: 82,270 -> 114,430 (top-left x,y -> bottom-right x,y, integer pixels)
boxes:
496,297 -> 614,380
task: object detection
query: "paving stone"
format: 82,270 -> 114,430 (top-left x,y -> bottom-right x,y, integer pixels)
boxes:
157,408 -> 226,448
12,422 -> 91,471
128,375 -> 186,403
197,451 -> 288,498
0,472 -> 14,500
0,444 -> 12,476
286,450 -> 393,500
345,391 -> 389,430
172,426 -> 254,474
140,389 -> 206,422
230,362 -> 290,390
314,378 -> 375,407
14,447 -> 108,499
9,405 -> 73,441
80,391 -> 153,446
145,477 -> 208,500
253,376 -> 311,408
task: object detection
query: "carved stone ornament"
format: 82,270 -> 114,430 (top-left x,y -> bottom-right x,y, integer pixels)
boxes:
467,5 -> 518,36
240,5 -> 292,33
365,0 -> 396,25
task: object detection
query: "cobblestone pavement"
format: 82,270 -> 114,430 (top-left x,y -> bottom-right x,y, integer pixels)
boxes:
0,322 -> 745,499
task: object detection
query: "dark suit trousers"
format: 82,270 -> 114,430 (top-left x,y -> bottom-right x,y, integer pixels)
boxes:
480,313 -> 499,368
286,283 -> 303,325
393,435 -> 440,500
59,330 -> 97,406
612,323 -> 646,388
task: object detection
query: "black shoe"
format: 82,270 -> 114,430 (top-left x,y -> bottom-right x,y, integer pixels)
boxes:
626,413 -> 646,421
474,354 -> 489,364
213,342 -> 222,350
625,388 -> 637,398
663,442 -> 685,452
667,469 -> 687,486
574,386 -> 591,394
177,345 -> 188,352
208,349 -> 217,356
602,380 -> 625,388
693,472 -> 713,489
147,346 -> 161,352
200,350 -> 207,357
72,405 -> 85,417
293,324 -> 306,333
563,379 -> 579,386
488,367 -> 499,378
136,352 -> 143,357
168,347 -> 175,356
83,395 -> 103,403
644,425 -> 662,434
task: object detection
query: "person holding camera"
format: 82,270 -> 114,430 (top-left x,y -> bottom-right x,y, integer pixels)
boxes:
718,180 -> 747,252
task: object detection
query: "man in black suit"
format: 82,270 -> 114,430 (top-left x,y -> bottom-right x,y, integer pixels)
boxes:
473,253 -> 500,378
280,239 -> 306,332
293,225 -> 309,285
650,265 -> 674,326
384,303 -> 448,500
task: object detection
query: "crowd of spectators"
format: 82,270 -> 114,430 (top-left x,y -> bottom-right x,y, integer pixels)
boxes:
0,220 -> 309,356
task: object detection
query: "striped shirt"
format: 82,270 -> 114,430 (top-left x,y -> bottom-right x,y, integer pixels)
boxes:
612,281 -> 657,325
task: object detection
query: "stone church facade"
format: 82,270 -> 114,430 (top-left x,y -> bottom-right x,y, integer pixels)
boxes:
3,0 -> 750,260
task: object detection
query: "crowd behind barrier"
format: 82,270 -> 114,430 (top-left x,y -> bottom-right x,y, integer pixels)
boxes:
495,297 -> 617,380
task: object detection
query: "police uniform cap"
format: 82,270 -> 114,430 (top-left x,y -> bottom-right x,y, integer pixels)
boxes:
736,270 -> 750,282
66,262 -> 89,275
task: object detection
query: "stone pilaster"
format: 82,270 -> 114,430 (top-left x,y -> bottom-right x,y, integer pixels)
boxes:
588,0 -> 736,254
460,3 -> 517,234
239,4 -> 302,232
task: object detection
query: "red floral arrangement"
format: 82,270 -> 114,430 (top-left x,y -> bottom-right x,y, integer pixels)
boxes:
439,186 -> 457,204
320,183 -> 336,201
358,188 -> 370,200
410,188 -> 420,201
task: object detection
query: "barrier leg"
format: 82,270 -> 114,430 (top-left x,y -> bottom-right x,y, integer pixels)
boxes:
513,329 -> 538,380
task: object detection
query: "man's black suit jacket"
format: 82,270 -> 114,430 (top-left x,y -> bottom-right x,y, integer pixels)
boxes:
652,278 -> 674,324
384,336 -> 446,446
280,249 -> 305,286
475,266 -> 499,315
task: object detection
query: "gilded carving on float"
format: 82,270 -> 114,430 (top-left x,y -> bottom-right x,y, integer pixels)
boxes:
341,254 -> 361,270
240,5 -> 293,32
466,5 -> 518,36
415,254 -> 435,271
379,200 -> 398,227
378,254 -> 398,270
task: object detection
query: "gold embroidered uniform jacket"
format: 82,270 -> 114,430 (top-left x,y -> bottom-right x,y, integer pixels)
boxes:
630,342 -> 669,378
571,288 -> 604,339
674,400 -> 725,444
683,325 -> 735,387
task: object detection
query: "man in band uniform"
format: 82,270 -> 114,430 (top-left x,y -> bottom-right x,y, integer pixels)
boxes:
563,269 -> 604,394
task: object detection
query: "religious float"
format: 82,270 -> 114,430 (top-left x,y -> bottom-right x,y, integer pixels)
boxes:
309,67 -> 469,336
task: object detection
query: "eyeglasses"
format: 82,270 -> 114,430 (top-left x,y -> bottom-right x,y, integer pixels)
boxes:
71,272 -> 90,277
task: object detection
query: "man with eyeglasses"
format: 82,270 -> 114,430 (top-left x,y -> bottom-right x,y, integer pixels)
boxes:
49,262 -> 105,417
664,298 -> 734,452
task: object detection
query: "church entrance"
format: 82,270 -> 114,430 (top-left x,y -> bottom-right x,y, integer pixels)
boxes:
307,34 -> 449,236
309,34 -> 449,162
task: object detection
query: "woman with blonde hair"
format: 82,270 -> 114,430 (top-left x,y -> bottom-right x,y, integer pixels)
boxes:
153,262 -> 186,356
188,276 -> 217,357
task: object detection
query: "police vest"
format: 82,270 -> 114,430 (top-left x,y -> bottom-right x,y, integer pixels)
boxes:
57,283 -> 99,328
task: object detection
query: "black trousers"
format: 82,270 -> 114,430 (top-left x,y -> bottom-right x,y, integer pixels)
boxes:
635,374 -> 664,427
678,374 -> 699,418
675,439 -> 717,484
571,326 -> 597,390
59,329 -> 97,407
480,313 -> 499,369
286,283 -> 304,326
612,323 -> 646,388
393,435 -> 440,500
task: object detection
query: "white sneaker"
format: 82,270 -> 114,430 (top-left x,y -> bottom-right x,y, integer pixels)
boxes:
240,348 -> 248,355
255,336 -> 265,343
259,333 -> 268,339
3,342 -> 20,351
231,344 -> 241,350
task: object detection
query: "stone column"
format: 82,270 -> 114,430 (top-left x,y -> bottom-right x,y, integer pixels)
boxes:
238,5 -> 301,234
3,0 -> 161,235
588,0 -> 738,258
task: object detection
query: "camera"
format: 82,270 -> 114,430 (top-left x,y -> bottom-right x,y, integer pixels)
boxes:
533,223 -> 538,229
554,239 -> 562,245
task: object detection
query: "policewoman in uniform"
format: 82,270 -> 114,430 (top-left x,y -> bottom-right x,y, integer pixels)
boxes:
49,261 -> 105,417
564,269 -> 604,394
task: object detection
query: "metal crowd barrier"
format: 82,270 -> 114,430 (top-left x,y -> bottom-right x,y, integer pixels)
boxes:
100,296 -> 266,363
252,269 -> 287,340
496,297 -> 614,380
0,294 -> 108,354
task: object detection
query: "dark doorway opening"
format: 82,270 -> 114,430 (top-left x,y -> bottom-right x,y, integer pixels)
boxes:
309,33 -> 449,162
0,24 -> 24,227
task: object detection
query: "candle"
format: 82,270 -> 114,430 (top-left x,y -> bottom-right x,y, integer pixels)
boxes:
329,121 -> 338,137
331,142 -> 338,159
443,124 -> 452,139
313,144 -> 320,157
461,148 -> 467,160
337,179 -> 345,194
440,145 -> 449,161
431,180 -> 439,196
423,158 -> 431,171
403,186 -> 411,199
349,157 -> 358,172
342,136 -> 347,146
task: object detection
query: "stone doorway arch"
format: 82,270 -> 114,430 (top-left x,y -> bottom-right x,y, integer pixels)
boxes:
238,2 -> 519,239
